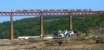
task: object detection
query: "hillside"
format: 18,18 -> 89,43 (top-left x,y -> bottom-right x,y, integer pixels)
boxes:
0,16 -> 104,39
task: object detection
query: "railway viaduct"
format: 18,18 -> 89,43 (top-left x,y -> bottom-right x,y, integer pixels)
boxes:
0,9 -> 104,40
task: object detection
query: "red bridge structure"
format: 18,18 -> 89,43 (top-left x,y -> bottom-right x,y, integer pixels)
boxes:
0,9 -> 104,40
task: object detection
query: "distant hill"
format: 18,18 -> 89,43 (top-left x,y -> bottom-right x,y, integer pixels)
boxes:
0,16 -> 104,39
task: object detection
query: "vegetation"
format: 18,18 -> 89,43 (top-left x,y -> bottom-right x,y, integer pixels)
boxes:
0,16 -> 104,40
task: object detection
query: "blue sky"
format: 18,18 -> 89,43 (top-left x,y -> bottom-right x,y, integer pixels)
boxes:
0,0 -> 104,22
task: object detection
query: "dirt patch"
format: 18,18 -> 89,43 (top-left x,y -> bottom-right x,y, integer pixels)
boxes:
0,39 -> 104,50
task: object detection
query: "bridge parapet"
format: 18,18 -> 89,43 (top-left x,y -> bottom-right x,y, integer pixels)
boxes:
0,10 -> 103,16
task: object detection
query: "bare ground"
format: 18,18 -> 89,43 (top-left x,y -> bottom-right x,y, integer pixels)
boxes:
0,39 -> 104,50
